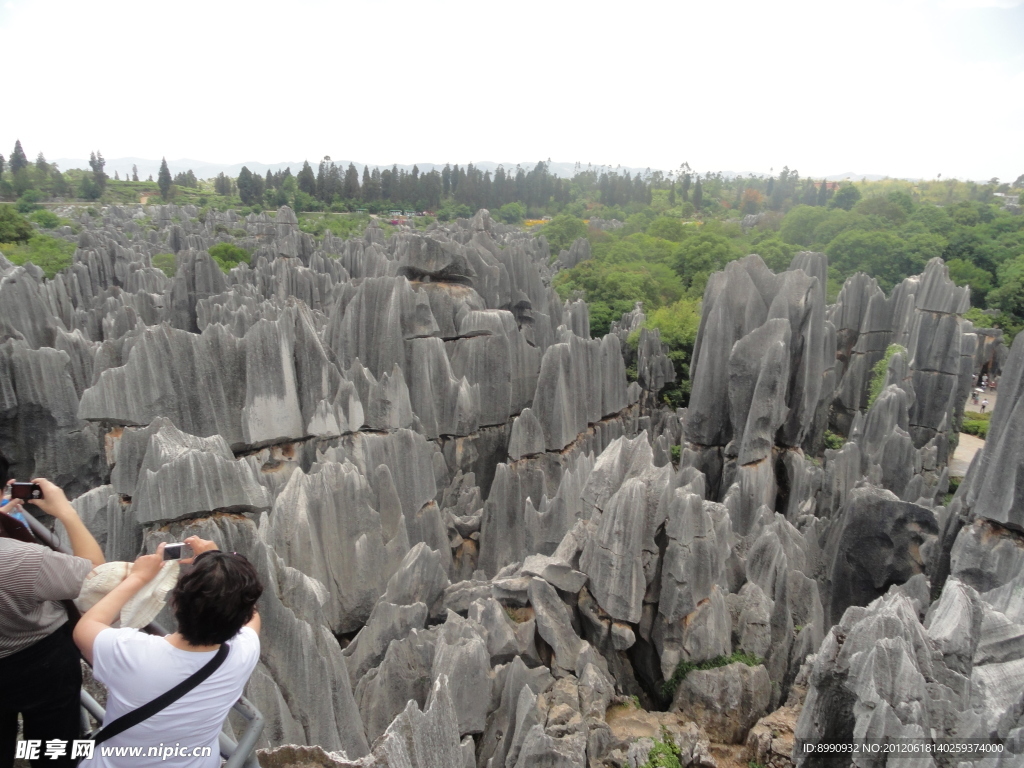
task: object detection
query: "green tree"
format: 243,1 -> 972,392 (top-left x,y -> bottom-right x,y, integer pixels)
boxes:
89,151 -> 108,195
152,253 -> 177,277
779,205 -> 831,246
157,157 -> 173,200
296,161 -> 316,195
542,214 -> 589,253
947,258 -> 994,307
78,174 -> 101,200
0,205 -> 34,242
646,217 -> 687,242
989,254 -> 1024,319
816,181 -> 830,206
208,242 -> 251,272
853,195 -> 908,226
28,209 -> 59,229
497,202 -> 525,224
693,178 -> 703,211
9,140 -> 27,174
826,229 -> 921,290
673,231 -> 739,292
830,184 -> 862,211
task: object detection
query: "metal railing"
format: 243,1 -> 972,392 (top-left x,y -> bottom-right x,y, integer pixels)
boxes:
20,511 -> 264,768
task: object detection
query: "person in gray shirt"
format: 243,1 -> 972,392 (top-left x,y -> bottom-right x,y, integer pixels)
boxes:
0,479 -> 105,768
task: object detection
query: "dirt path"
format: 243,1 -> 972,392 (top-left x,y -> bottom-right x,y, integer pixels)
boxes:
951,432 -> 986,477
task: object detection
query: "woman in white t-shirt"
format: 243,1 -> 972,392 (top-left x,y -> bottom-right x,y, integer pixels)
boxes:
73,538 -> 263,768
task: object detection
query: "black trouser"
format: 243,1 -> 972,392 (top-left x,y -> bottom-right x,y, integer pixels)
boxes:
0,623 -> 82,768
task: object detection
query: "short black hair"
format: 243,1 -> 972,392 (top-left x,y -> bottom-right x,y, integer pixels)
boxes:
171,552 -> 263,646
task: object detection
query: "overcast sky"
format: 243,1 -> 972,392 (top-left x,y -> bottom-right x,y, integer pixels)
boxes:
1,0 -> 1022,181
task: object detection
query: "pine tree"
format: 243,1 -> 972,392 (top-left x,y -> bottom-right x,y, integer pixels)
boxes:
89,151 -> 108,194
296,161 -> 316,195
132,164 -> 139,182
0,153 -> 5,180
668,183 -> 676,206
344,163 -> 360,199
35,152 -> 48,172
237,166 -> 255,205
681,173 -> 691,202
817,180 -> 829,206
693,178 -> 703,210
157,157 -> 172,200
9,140 -> 28,174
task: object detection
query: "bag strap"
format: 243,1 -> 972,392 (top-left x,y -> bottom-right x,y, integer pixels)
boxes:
92,642 -> 231,745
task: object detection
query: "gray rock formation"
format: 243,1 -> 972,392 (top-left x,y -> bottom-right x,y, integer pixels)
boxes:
671,662 -> 772,744
9,202 -> 1022,767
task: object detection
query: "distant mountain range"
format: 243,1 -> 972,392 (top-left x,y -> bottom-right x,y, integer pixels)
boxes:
53,157 -> 898,183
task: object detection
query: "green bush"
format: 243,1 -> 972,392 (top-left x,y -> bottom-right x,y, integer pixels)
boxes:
208,242 -> 251,272
641,733 -> 683,768
0,234 -> 75,278
823,430 -> 845,451
152,253 -> 177,277
541,214 -> 589,254
661,651 -> 763,699
16,190 -> 43,213
0,206 -> 34,243
29,209 -> 61,229
497,202 -> 525,224
961,411 -> 991,438
670,445 -> 681,463
867,344 -> 906,408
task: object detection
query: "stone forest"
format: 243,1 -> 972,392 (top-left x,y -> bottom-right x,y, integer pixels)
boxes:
1,203 -> 1022,768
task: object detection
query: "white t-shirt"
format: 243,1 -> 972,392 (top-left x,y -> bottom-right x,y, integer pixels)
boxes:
85,626 -> 260,768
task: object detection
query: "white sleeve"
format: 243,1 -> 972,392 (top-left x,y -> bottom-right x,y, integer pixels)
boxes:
92,627 -> 144,687
233,627 -> 261,670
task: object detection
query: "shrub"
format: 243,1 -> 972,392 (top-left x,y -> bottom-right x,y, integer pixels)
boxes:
670,445 -> 681,464
0,205 -> 34,243
208,242 -> 251,272
961,411 -> 991,439
16,189 -> 43,213
867,344 -> 906,408
823,430 -> 845,451
29,209 -> 61,229
661,651 -> 762,699
497,202 -> 525,224
152,253 -> 177,277
641,733 -> 683,768
0,234 -> 75,278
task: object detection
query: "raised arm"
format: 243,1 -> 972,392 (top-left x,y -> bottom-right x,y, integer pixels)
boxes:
30,478 -> 105,568
74,544 -> 166,664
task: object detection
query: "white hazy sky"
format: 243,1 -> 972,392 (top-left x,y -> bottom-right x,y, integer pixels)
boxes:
1,0 -> 1022,181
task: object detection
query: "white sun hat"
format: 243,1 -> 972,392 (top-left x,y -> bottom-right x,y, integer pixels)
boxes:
75,560 -> 181,629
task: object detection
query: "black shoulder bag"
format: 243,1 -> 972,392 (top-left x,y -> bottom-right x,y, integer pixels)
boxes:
90,642 -> 231,745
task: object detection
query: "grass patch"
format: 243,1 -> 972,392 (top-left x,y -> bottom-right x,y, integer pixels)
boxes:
661,651 -> 763,699
298,212 -> 373,239
0,234 -> 75,278
641,732 -> 684,768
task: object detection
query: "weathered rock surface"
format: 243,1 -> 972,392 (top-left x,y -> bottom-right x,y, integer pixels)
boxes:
8,204 -> 1021,768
